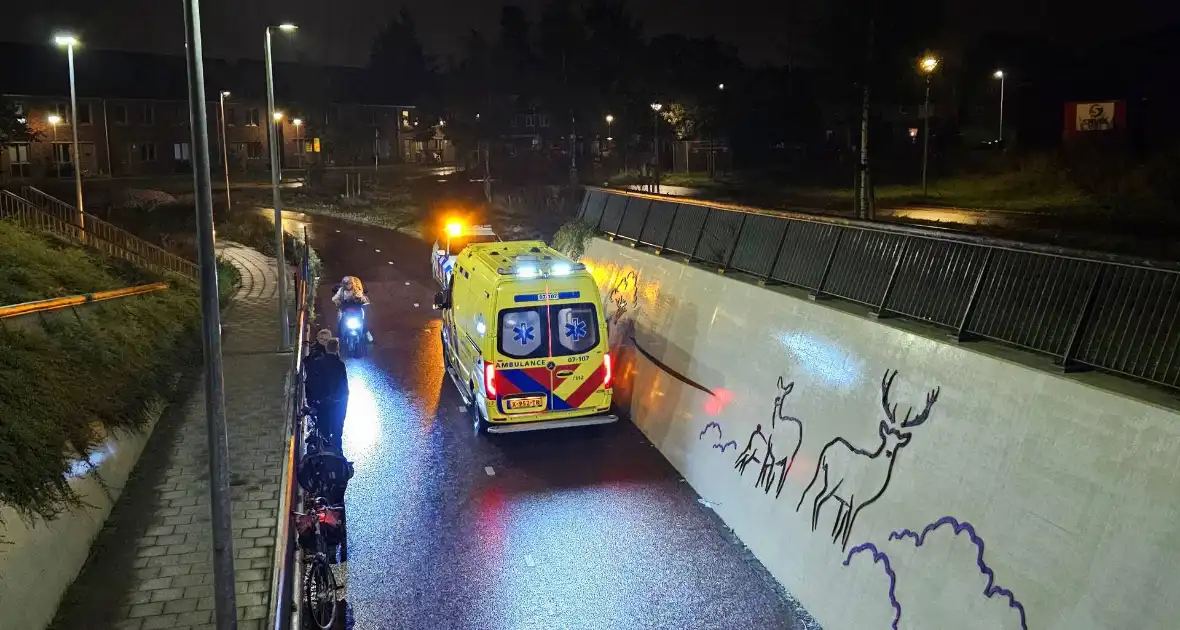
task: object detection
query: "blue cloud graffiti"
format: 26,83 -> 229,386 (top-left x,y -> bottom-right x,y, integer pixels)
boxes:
843,542 -> 902,630
697,421 -> 737,452
844,516 -> 1028,630
888,516 -> 1028,630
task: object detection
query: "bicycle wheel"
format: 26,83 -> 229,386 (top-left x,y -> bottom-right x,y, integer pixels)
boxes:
304,556 -> 338,630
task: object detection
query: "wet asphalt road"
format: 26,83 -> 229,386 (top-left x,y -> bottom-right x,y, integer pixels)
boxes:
284,210 -> 817,630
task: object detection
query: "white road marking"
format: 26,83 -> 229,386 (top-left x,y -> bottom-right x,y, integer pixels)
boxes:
404,281 -> 410,286
357,238 -> 364,242
375,249 -> 381,253
459,405 -> 467,412
413,303 -> 419,308
388,261 -> 394,265
484,466 -> 495,476
335,229 -> 340,233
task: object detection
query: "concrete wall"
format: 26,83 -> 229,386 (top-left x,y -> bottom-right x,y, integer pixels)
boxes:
583,236 -> 1180,630
0,402 -> 165,629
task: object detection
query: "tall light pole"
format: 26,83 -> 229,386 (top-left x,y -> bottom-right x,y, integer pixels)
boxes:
650,102 -> 662,193
292,118 -> 303,169
993,70 -> 1005,144
180,0 -> 237,625
265,23 -> 296,349
605,114 -> 613,141
919,55 -> 939,196
54,34 -> 85,233
219,91 -> 231,209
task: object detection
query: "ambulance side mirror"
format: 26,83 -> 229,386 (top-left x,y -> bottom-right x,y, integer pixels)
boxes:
433,291 -> 450,310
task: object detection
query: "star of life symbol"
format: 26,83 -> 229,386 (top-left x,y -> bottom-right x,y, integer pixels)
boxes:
513,322 -> 535,344
565,317 -> 587,342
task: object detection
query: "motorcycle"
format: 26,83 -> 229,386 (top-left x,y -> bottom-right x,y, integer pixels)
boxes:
337,302 -> 368,358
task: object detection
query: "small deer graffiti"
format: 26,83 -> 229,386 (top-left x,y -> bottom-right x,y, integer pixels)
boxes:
796,370 -> 940,551
734,378 -> 805,498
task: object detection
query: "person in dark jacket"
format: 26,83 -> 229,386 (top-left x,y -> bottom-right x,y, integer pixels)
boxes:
304,329 -> 333,407
315,338 -> 349,448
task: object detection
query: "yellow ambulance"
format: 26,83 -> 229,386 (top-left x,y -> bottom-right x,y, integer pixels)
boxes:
433,241 -> 617,434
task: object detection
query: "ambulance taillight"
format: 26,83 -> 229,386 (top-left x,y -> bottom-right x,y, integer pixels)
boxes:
484,362 -> 498,398
603,353 -> 613,389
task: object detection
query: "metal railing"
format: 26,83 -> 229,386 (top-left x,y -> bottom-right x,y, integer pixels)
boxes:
270,228 -> 314,630
17,186 -> 199,282
0,282 -> 170,333
580,187 -> 1180,391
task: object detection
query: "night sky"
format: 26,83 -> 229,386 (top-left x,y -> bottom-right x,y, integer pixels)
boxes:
2,0 -> 1178,67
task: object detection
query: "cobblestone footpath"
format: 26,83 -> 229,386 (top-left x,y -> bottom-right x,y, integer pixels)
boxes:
51,243 -> 292,630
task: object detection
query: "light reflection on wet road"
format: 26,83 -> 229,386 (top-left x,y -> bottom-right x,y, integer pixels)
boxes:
283,210 -> 817,630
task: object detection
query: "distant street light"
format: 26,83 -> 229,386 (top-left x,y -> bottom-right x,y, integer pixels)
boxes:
605,114 -> 614,141
264,23 -> 296,348
650,102 -> 663,192
47,114 -> 61,143
292,118 -> 303,169
218,91 -> 231,209
718,83 -> 725,91
54,33 -> 85,230
918,55 -> 939,196
993,70 -> 1005,144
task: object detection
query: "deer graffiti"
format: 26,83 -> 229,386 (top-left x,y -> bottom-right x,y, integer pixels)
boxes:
796,370 -> 940,551
734,377 -> 805,498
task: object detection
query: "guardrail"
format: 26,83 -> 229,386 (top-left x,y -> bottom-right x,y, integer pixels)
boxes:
270,228 -> 314,630
580,187 -> 1180,391
0,282 -> 170,320
17,186 -> 199,283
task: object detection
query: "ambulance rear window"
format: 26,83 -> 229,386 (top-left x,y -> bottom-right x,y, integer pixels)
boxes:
498,303 -> 599,359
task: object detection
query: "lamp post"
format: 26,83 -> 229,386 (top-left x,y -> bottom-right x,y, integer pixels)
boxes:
993,70 -> 1005,144
265,23 -> 296,349
919,55 -> 939,196
54,34 -> 85,233
47,114 -> 61,172
292,118 -> 303,168
650,102 -> 662,193
219,91 -> 232,209
605,114 -> 613,141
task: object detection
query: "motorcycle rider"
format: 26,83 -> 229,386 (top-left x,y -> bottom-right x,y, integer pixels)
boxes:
332,276 -> 372,342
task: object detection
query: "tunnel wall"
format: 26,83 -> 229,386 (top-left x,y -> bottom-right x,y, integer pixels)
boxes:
583,236 -> 1180,630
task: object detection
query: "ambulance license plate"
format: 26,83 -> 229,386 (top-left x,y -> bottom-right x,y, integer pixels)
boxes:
506,396 -> 546,411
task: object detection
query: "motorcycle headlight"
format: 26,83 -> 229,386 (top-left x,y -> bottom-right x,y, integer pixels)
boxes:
346,317 -> 362,330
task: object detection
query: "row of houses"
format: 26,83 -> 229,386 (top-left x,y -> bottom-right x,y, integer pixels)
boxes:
0,42 -> 455,181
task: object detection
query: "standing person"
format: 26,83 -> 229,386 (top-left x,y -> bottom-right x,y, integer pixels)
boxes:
305,328 -> 333,409
318,338 -> 350,449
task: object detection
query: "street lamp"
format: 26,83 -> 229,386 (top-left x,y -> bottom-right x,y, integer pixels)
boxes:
292,118 -> 303,168
264,23 -> 296,349
605,114 -> 614,141
47,114 -> 61,140
54,33 -> 85,231
918,55 -> 939,196
718,83 -> 725,91
218,91 -> 231,209
650,102 -> 663,192
993,70 -> 1005,144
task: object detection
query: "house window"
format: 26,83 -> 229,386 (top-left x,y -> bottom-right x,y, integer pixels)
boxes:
173,142 -> 191,161
524,114 -> 536,128
246,108 -> 260,126
53,143 -> 72,164
78,102 -> 92,125
247,142 -> 263,159
141,104 -> 155,125
111,104 -> 128,125
12,102 -> 25,119
175,104 -> 188,125
538,114 -> 549,128
225,107 -> 236,126
7,143 -> 30,177
899,105 -> 909,115
139,143 -> 157,162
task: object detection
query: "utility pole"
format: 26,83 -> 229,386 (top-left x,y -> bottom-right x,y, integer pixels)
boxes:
858,13 -> 876,220
181,0 -> 237,628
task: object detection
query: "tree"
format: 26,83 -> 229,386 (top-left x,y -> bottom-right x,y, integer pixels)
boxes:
0,99 -> 37,147
369,8 -> 435,105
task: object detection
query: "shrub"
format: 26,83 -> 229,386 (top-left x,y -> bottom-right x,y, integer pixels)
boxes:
552,219 -> 597,261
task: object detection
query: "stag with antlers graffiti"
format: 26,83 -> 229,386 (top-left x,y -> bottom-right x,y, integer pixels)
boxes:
796,370 -> 940,551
